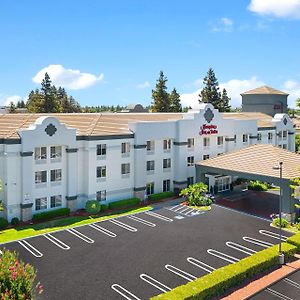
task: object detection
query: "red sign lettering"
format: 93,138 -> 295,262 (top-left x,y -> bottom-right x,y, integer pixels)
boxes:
199,124 -> 218,135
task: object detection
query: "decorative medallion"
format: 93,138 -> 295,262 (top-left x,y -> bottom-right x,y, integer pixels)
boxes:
283,118 -> 287,125
45,123 -> 57,136
204,107 -> 214,123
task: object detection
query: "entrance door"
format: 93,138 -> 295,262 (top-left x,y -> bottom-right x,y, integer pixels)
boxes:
216,177 -> 230,192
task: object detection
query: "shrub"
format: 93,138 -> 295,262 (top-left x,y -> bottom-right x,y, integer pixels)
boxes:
85,200 -> 101,214
0,249 -> 43,299
32,208 -> 70,222
272,217 -> 289,228
148,192 -> 175,201
287,232 -> 300,252
100,204 -> 109,211
108,198 -> 141,209
10,217 -> 20,226
150,243 -> 296,300
180,182 -> 211,207
0,217 -> 8,230
248,180 -> 268,191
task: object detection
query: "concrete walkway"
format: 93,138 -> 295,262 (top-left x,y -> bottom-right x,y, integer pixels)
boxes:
221,254 -> 300,300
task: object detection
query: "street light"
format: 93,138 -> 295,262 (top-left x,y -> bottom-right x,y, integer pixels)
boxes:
273,161 -> 284,265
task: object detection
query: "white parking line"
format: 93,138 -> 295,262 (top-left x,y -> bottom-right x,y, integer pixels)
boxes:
109,219 -> 137,232
226,241 -> 257,256
243,236 -> 274,248
173,205 -> 185,212
259,230 -> 288,241
283,278 -> 300,290
89,223 -> 117,237
187,257 -> 216,273
144,211 -> 173,222
165,264 -> 197,282
207,249 -> 240,264
127,215 -> 156,227
176,207 -> 191,214
168,204 -> 182,211
184,208 -> 196,216
44,233 -> 70,250
67,228 -> 94,243
18,240 -> 43,258
140,274 -> 171,293
267,288 -> 294,300
111,284 -> 141,300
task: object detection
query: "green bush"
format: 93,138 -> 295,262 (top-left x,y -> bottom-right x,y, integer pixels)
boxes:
100,204 -> 109,211
85,200 -> 101,214
108,198 -> 141,209
150,243 -> 296,300
32,208 -> 70,222
10,217 -> 20,226
0,249 -> 43,299
148,192 -> 175,201
272,217 -> 289,228
287,232 -> 300,252
0,217 -> 8,230
180,182 -> 211,207
248,180 -> 268,191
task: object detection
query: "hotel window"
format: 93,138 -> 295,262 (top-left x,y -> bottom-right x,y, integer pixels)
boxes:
50,146 -> 62,159
163,179 -> 171,192
283,131 -> 287,140
217,136 -> 224,146
35,197 -> 47,211
242,134 -> 248,143
187,156 -> 194,166
96,166 -> 106,178
187,177 -> 194,186
187,138 -> 194,148
35,147 -> 47,160
282,144 -> 287,149
147,140 -> 155,152
121,163 -> 130,175
203,137 -> 210,148
96,190 -> 106,201
97,144 -> 107,156
203,154 -> 210,160
268,132 -> 273,141
163,158 -> 171,169
163,139 -> 171,150
146,160 -> 155,171
257,133 -> 262,142
50,195 -> 62,208
121,142 -> 130,154
146,182 -> 154,195
51,169 -> 62,182
35,171 -> 47,184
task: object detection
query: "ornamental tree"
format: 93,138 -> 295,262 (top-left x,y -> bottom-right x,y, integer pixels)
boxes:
180,182 -> 212,206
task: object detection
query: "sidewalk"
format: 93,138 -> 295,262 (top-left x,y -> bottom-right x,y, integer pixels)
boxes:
221,254 -> 300,300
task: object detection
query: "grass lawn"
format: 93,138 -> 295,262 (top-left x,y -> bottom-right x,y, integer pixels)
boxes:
0,206 -> 152,244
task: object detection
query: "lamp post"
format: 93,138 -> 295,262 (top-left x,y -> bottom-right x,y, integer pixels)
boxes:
273,161 -> 284,265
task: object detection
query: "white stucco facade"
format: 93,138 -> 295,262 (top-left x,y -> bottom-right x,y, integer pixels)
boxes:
0,103 -> 295,221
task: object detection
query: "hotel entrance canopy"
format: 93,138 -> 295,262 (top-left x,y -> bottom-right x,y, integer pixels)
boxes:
196,144 -> 300,217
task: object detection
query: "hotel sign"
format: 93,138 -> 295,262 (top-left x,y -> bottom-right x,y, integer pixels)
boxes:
199,124 -> 218,135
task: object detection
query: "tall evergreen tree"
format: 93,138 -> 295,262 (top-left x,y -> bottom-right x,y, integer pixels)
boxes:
41,73 -> 59,113
169,88 -> 182,112
219,88 -> 231,112
151,71 -> 170,112
8,101 -> 16,113
27,90 -> 45,113
199,68 -> 221,108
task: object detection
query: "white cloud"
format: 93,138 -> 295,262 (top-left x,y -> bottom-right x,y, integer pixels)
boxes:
283,80 -> 300,107
33,64 -> 104,90
248,0 -> 300,19
211,17 -> 234,32
136,81 -> 150,89
180,76 -> 265,108
1,95 -> 22,106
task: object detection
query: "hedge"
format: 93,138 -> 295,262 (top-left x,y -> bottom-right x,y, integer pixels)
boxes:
150,243 -> 296,300
148,192 -> 175,201
286,232 -> 300,253
32,208 -> 70,222
100,204 -> 109,211
0,217 -> 8,230
108,198 -> 141,209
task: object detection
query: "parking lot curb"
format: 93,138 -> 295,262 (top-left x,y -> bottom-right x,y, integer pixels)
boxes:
221,256 -> 300,300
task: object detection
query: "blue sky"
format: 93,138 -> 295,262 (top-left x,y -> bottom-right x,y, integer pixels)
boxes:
1,0 -> 300,108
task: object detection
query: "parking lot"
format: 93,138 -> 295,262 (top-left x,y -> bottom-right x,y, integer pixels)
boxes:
1,203 -> 299,300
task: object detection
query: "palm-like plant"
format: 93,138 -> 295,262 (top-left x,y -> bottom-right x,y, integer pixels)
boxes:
180,182 -> 212,206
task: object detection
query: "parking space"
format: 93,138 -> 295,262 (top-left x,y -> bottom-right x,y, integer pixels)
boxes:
1,204 -> 297,300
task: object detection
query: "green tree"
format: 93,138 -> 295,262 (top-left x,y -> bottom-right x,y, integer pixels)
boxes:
219,88 -> 231,112
27,89 -> 45,113
295,134 -> 300,153
41,73 -> 59,113
151,71 -> 170,112
180,182 -> 212,206
199,68 -> 221,108
169,88 -> 182,112
0,179 -> 3,212
296,98 -> 300,109
8,101 -> 16,113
